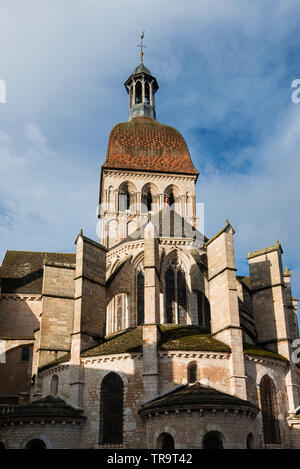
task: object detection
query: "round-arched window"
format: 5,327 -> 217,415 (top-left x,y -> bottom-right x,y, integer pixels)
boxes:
203,431 -> 223,449
25,439 -> 47,449
50,375 -> 59,395
157,433 -> 174,449
188,364 -> 197,383
246,433 -> 254,449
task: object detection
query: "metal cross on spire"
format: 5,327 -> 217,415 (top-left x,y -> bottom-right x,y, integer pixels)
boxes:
137,31 -> 146,63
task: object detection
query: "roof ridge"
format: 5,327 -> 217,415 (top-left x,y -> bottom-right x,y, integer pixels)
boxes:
4,250 -> 75,255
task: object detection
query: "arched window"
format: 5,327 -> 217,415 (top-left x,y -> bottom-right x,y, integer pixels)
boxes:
106,219 -> 117,248
196,291 -> 211,328
25,439 -> 46,449
177,270 -> 187,324
145,82 -> 150,104
146,192 -> 152,212
108,186 -> 115,212
118,182 -> 136,212
106,293 -> 128,335
165,257 -> 189,324
137,271 -> 144,325
188,364 -> 197,383
119,189 -> 130,211
141,183 -> 158,213
50,375 -> 59,395
203,431 -> 223,449
135,81 -> 142,104
204,296 -> 211,328
141,191 -> 153,213
21,346 -> 30,361
130,85 -> 134,107
165,192 -> 175,207
165,267 -> 175,323
157,433 -> 174,449
260,375 -> 281,444
100,372 -> 123,444
246,433 -> 254,449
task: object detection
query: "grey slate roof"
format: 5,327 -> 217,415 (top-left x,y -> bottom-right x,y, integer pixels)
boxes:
1,250 -> 75,294
140,382 -> 259,414
132,63 -> 152,76
0,395 -> 85,422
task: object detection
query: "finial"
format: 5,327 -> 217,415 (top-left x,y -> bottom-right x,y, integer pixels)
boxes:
275,238 -> 280,247
137,30 -> 146,63
80,229 -> 83,236
284,266 -> 291,277
225,218 -> 229,225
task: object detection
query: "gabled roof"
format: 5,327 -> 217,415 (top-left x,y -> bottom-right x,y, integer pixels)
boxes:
247,240 -> 283,260
139,382 -> 258,414
1,250 -> 75,294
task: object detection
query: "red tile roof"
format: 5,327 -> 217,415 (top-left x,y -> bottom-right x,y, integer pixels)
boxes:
103,116 -> 198,175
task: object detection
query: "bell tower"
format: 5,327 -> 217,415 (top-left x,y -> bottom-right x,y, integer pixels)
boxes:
124,34 -> 159,120
99,35 -> 199,250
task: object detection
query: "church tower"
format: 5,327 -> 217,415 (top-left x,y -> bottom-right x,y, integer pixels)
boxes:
98,52 -> 199,250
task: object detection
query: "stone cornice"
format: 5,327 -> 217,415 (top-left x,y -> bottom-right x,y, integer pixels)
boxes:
0,294 -> 42,301
39,364 -> 70,376
82,352 -> 142,364
140,405 -> 258,419
158,351 -> 230,360
245,354 -> 288,368
107,237 -> 205,264
0,417 -> 84,426
103,169 -> 198,183
43,260 -> 75,270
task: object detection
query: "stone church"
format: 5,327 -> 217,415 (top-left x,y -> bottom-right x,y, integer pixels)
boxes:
0,53 -> 300,449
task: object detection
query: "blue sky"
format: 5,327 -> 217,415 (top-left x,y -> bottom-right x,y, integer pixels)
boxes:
0,0 -> 300,303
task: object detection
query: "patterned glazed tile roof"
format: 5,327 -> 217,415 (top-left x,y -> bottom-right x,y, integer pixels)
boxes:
1,250 -> 75,294
139,382 -> 259,414
103,116 -> 199,175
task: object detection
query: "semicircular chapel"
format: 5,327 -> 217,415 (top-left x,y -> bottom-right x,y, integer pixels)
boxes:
0,49 -> 300,450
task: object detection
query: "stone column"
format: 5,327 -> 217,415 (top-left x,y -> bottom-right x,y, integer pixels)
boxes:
142,77 -> 145,103
136,192 -> 142,214
70,232 -> 107,407
142,222 -> 160,401
207,221 -> 247,400
248,242 -> 299,412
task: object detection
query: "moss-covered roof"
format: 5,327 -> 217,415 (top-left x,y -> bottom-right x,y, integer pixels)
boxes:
247,240 -> 283,260
243,342 -> 288,362
0,395 -> 85,422
82,328 -> 143,357
38,352 -> 71,372
38,330 -> 288,368
205,221 -> 235,247
158,325 -> 231,352
1,250 -> 75,294
140,382 -> 258,414
81,325 -> 231,358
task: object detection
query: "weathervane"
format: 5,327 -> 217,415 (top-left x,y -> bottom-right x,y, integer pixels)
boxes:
137,31 -> 146,63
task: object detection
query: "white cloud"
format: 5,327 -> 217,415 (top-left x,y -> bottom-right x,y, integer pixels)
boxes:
0,0 -> 299,303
